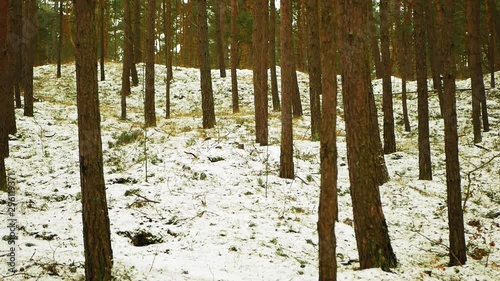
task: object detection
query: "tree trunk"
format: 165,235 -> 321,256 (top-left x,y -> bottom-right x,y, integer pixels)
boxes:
291,64 -> 303,117
279,0 -> 294,179
1,0 -> 10,170
121,0 -> 132,120
252,0 -> 269,145
145,0 -> 156,127
395,0 -> 411,132
486,0 -> 496,88
198,0 -> 216,129
380,0 -> 396,153
23,0 -> 37,117
134,0 -> 142,62
165,0 -> 173,119
305,0 -> 322,141
99,0 -> 105,81
6,0 -> 17,135
486,0 -> 500,49
318,0 -> 338,278
57,0 -> 62,78
369,1 -> 383,79
74,0 -> 113,279
213,0 -> 226,77
440,0 -> 467,267
414,0 -> 433,180
230,0 -> 239,113
269,0 -> 280,111
425,0 -> 444,115
338,0 -> 397,271
10,0 -> 22,108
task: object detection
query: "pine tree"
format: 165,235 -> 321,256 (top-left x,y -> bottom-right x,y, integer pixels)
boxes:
230,0 -> 239,113
74,0 -> 113,278
269,0 -> 280,111
144,0 -> 156,127
23,0 -> 37,117
1,0 -> 10,192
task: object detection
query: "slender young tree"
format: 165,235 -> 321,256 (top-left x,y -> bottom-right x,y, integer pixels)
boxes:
318,0 -> 338,278
466,0 -> 489,144
279,0 -> 294,179
252,0 -> 269,145
414,0 -> 432,180
380,0 -> 396,153
145,0 -> 156,127
99,0 -> 105,81
1,0 -> 10,192
23,0 -> 37,117
305,0 -> 322,141
440,0 -> 467,266
74,0 -> 113,279
230,0 -> 239,113
213,0 -> 226,77
57,0 -> 63,78
338,0 -> 397,270
121,0 -> 133,120
269,0 -> 280,111
198,0 -> 216,128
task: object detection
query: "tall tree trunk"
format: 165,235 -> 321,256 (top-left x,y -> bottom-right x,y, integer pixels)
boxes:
121,0 -> 132,120
279,0 -> 294,179
440,0 -> 467,267
486,0 -> 500,49
380,0 -> 396,153
213,0 -> 226,77
425,0 -> 444,115
269,0 -> 280,111
6,0 -> 17,135
145,0 -> 156,127
198,0 -> 216,128
305,0 -> 322,141
395,0 -> 411,132
338,0 -> 397,270
291,64 -> 303,117
486,0 -> 496,88
164,0 -> 173,119
252,0 -> 269,145
23,0 -> 37,117
295,0 -> 307,72
369,0 -> 383,79
57,0 -> 62,78
1,0 -> 10,190
11,0 -> 22,108
414,0 -> 432,180
230,0 -> 239,113
99,0 -> 105,81
134,0 -> 142,62
74,0 -> 113,279
318,0 -> 338,278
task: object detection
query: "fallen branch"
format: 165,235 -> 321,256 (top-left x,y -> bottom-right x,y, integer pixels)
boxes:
133,193 -> 160,203
463,153 -> 500,211
184,151 -> 198,159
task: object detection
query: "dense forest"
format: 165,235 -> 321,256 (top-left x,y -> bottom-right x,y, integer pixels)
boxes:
1,0 -> 499,280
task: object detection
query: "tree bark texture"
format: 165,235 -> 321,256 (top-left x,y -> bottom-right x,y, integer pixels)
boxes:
213,0 -> 226,78
23,0 -> 37,117
269,0 -> 280,111
230,0 -> 239,113
121,0 -> 132,120
145,0 -> 156,127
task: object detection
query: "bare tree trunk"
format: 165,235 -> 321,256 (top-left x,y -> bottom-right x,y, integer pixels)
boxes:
198,0 -> 216,128
213,0 -> 226,77
291,64 -> 303,118
252,0 -> 269,145
279,0 -> 294,179
230,0 -> 239,113
425,0 -> 444,115
134,0 -> 142,62
395,0 -> 411,132
440,0 -> 467,266
486,0 -> 496,88
414,0 -> 432,180
380,0 -> 396,153
57,0 -> 62,78
305,0 -> 322,141
23,0 -> 37,117
318,0 -> 338,278
100,0 -> 105,81
145,0 -> 156,127
165,0 -> 173,119
121,0 -> 132,120
338,0 -> 397,270
369,1 -> 383,79
74,0 -> 113,279
6,0 -> 17,135
1,0 -> 10,187
269,0 -> 280,111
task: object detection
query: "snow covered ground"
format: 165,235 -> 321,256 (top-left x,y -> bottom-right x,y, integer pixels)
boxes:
1,62 -> 499,281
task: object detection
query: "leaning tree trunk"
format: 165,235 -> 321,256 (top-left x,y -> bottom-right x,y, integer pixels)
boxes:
338,0 -> 397,271
74,0 -> 114,279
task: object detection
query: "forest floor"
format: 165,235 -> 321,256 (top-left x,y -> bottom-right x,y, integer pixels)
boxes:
1,62 -> 499,281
